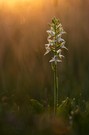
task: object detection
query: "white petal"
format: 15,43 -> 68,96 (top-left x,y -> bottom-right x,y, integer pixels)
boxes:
59,54 -> 64,59
62,46 -> 68,50
61,41 -> 66,45
57,59 -> 62,62
56,23 -> 62,29
61,31 -> 66,34
48,39 -> 55,46
60,42 -> 68,50
49,55 -> 62,63
57,49 -> 62,54
49,59 -> 55,63
49,56 -> 56,62
47,30 -> 55,36
44,50 -> 50,55
58,37 -> 65,43
56,34 -> 62,38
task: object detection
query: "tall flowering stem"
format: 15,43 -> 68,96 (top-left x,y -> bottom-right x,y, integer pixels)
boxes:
44,17 -> 68,114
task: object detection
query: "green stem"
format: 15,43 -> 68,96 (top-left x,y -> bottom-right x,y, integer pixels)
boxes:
56,75 -> 59,107
54,63 -> 57,114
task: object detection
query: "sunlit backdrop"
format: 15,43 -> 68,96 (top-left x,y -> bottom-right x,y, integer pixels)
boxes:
0,0 -> 89,103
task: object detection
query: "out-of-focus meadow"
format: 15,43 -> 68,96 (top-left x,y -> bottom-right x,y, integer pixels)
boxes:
0,0 -> 89,101
0,0 -> 89,134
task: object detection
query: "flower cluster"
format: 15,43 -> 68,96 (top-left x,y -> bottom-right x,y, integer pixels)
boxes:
44,17 -> 68,64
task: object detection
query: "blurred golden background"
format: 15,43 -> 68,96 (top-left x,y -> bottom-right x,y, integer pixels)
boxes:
0,0 -> 89,103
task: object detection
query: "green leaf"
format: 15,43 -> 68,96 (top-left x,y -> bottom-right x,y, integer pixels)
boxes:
30,99 -> 44,114
56,97 -> 71,119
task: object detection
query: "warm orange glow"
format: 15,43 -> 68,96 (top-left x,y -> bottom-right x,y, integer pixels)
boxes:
0,0 -> 41,6
0,0 -> 43,11
0,0 -> 43,15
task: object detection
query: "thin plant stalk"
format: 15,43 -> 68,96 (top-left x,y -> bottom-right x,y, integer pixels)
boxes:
54,63 -> 57,114
53,62 -> 59,114
57,75 -> 59,107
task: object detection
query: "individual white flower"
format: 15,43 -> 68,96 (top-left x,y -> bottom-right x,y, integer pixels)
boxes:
57,37 -> 65,43
44,49 -> 51,55
56,34 -> 62,38
44,45 -> 51,55
56,23 -> 62,29
60,41 -> 68,50
57,49 -> 64,59
57,24 -> 66,35
57,49 -> 62,54
47,39 -> 56,46
51,26 -> 55,31
59,54 -> 64,59
61,31 -> 66,35
59,26 -> 65,33
47,30 -> 55,37
45,44 -> 51,50
49,55 -> 62,64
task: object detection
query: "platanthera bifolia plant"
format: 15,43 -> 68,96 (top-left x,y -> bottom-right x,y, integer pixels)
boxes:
44,17 -> 68,114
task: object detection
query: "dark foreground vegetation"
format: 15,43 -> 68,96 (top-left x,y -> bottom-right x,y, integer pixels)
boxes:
0,96 -> 89,135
